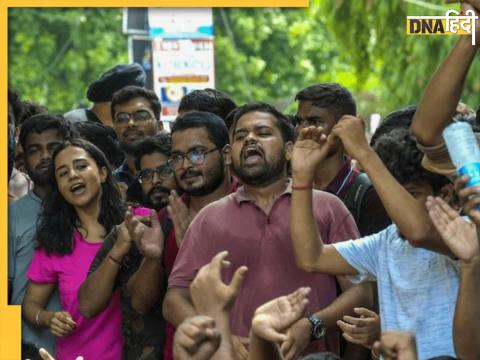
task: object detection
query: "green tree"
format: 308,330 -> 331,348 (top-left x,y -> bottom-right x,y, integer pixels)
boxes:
8,4 -> 479,119
319,0 -> 480,115
8,8 -> 128,113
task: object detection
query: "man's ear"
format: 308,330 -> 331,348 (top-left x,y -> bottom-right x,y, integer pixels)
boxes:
285,141 -> 294,161
222,144 -> 232,166
439,183 -> 460,211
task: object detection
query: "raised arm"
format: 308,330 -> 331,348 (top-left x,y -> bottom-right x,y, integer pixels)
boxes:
331,116 -> 452,255
124,209 -> 165,314
78,223 -> 132,318
426,187 -> 480,359
249,287 -> 311,360
411,1 -> 479,146
290,126 -> 360,275
189,251 -> 247,360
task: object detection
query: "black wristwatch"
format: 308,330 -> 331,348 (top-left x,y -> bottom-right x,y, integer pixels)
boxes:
308,314 -> 326,341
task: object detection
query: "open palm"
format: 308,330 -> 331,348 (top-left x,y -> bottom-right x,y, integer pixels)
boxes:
125,209 -> 164,259
426,197 -> 480,262
252,287 -> 310,343
292,127 -> 330,177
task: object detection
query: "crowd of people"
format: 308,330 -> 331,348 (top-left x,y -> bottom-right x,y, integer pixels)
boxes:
7,2 -> 480,359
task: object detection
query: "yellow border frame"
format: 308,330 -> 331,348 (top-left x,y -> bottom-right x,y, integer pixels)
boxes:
1,1 -> 308,358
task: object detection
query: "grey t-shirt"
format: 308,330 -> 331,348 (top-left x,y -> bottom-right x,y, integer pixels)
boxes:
8,192 -> 61,353
334,224 -> 458,360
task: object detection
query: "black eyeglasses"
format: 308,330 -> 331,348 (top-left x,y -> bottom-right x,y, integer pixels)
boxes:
137,164 -> 173,183
114,109 -> 155,125
168,148 -> 219,170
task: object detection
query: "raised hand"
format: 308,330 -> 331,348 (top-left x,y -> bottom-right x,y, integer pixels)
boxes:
48,311 -> 76,337
291,126 -> 330,183
280,318 -> 311,360
373,331 -> 418,360
252,287 -> 311,343
167,190 -> 193,248
125,207 -> 164,260
190,251 -> 248,316
173,316 -> 222,360
330,115 -> 370,160
426,196 -> 480,263
110,222 -> 133,258
337,307 -> 381,349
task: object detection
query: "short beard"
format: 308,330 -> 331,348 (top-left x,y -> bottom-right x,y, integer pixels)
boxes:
27,169 -> 51,188
119,141 -> 142,156
145,186 -> 171,210
233,150 -> 286,186
177,158 -> 225,197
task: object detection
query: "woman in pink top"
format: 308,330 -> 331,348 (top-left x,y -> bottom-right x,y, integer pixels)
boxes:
22,139 -> 124,360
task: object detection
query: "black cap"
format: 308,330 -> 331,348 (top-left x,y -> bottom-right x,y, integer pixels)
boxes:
86,63 -> 147,102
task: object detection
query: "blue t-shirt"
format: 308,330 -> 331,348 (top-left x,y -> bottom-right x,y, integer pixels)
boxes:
8,191 -> 61,353
334,224 -> 458,360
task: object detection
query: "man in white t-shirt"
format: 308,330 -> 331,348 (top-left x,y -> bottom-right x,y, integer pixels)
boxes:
289,119 -> 458,359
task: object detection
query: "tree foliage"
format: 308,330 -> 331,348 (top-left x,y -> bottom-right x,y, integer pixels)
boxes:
8,8 -> 128,113
8,3 -> 480,119
319,0 -> 480,114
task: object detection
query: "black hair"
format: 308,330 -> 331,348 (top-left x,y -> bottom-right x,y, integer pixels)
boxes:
295,83 -> 357,119
178,88 -> 237,124
370,105 -> 417,146
230,102 -> 294,143
285,114 -> 299,128
373,128 -> 449,193
18,101 -> 48,126
134,133 -> 172,171
171,111 -> 230,149
476,105 -> 479,126
19,113 -> 77,151
73,121 -> 124,168
36,139 -> 124,255
111,85 -> 162,120
8,88 -> 23,126
8,124 -> 15,181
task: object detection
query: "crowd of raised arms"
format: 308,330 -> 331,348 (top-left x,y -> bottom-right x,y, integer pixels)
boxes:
7,2 -> 480,360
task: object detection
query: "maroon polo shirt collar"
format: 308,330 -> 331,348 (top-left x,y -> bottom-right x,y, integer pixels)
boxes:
325,157 -> 356,196
233,179 -> 292,204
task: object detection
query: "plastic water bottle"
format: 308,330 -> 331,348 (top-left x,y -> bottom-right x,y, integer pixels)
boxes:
443,122 -> 480,187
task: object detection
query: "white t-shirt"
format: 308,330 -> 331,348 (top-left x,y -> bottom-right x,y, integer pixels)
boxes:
334,224 -> 458,360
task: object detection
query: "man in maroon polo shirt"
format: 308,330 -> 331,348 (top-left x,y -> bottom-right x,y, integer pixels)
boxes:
295,83 -> 390,237
165,102 -> 372,359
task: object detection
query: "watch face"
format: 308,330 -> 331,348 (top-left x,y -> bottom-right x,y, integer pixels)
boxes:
314,323 -> 326,338
309,315 -> 326,340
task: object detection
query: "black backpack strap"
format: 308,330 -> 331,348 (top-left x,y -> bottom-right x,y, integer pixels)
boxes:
343,172 -> 373,225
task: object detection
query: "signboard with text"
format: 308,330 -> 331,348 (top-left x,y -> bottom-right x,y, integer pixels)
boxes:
150,8 -> 215,121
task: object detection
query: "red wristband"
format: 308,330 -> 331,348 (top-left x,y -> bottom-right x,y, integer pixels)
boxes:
292,184 -> 313,190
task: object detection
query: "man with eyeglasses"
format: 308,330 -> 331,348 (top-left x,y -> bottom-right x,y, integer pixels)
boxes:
111,85 -> 163,202
126,110 -> 239,360
159,103 -> 371,360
